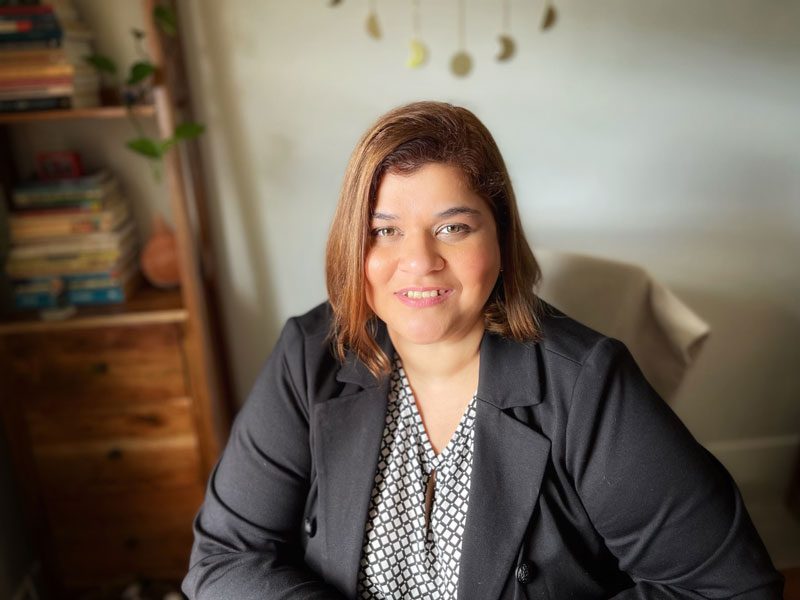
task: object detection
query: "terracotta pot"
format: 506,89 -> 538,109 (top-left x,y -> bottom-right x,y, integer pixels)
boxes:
140,215 -> 180,289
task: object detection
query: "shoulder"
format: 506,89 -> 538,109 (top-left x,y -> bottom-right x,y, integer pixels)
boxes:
284,300 -> 333,342
535,300 -> 627,369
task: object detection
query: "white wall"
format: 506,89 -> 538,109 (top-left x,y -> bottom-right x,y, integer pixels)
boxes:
177,0 -> 800,494
46,0 -> 798,561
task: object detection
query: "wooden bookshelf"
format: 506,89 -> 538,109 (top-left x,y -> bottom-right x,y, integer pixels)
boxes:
0,285 -> 186,335
0,104 -> 156,124
0,2 -> 233,597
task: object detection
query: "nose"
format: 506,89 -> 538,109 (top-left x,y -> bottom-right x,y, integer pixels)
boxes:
398,232 -> 444,275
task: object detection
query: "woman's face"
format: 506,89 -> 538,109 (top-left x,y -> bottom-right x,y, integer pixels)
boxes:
365,162 -> 501,349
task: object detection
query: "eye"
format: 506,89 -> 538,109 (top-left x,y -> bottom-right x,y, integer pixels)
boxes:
437,223 -> 471,236
371,226 -> 397,237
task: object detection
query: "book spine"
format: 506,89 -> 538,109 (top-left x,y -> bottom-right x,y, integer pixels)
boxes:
0,95 -> 68,111
0,76 -> 73,88
14,291 -> 59,310
11,196 -> 104,210
0,7 -> 55,17
68,286 -> 126,305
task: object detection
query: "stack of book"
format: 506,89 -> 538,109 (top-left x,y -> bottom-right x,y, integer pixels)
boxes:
0,0 -> 99,112
5,170 -> 140,309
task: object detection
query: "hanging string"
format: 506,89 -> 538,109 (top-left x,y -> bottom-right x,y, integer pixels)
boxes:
458,0 -> 466,50
412,0 -> 421,38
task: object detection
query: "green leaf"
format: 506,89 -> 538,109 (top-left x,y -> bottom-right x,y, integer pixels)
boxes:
83,54 -> 117,75
126,138 -> 163,159
160,137 -> 177,154
126,61 -> 156,86
153,5 -> 178,37
173,122 -> 205,140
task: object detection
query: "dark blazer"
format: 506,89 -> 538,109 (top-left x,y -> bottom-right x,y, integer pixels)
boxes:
182,301 -> 782,599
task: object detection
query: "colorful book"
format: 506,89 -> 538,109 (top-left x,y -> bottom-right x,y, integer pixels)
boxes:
9,198 -> 129,241
5,241 -> 137,278
14,278 -> 140,309
8,219 -> 136,260
0,62 -> 73,79
0,95 -> 68,111
12,172 -> 116,208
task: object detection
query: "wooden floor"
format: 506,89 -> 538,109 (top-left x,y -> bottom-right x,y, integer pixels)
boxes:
785,567 -> 800,600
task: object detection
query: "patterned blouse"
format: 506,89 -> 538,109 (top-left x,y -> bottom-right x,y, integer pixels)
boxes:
357,355 -> 477,600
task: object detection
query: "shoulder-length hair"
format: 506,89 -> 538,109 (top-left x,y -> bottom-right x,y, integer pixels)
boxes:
326,101 -> 542,378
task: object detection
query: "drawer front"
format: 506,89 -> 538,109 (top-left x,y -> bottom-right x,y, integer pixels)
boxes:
3,323 -> 187,405
25,397 -> 196,445
32,434 -> 203,496
47,485 -> 204,586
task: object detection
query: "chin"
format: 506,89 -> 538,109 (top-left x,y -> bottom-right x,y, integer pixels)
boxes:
390,320 -> 450,346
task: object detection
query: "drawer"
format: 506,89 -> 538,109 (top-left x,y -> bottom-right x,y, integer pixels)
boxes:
25,397 -> 196,445
32,434 -> 203,496
47,485 -> 204,586
2,323 -> 187,405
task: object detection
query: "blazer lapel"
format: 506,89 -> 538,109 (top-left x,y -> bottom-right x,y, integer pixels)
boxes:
314,321 -> 393,597
458,331 -> 552,600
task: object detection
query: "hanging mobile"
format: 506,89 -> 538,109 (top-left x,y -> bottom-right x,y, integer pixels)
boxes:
366,0 -> 382,39
450,0 -> 473,77
496,0 -> 516,62
541,0 -> 558,31
406,0 -> 428,68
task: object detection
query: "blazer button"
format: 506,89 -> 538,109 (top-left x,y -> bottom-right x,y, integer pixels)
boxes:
304,517 -> 317,538
516,560 -> 534,584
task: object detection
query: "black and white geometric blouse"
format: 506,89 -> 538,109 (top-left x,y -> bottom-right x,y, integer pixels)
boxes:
357,355 -> 477,600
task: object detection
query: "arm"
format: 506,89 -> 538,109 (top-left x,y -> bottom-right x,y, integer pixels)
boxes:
565,338 -> 783,599
181,318 -> 346,600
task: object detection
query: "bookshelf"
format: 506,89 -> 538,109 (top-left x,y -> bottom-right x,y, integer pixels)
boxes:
0,1 -> 232,598
0,104 -> 156,124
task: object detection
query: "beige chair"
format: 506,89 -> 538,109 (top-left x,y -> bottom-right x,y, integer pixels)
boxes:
534,249 -> 710,403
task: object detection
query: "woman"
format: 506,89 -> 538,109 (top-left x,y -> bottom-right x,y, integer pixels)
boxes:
182,102 -> 782,599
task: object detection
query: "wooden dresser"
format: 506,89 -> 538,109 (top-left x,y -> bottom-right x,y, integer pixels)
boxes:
0,1 -> 231,597
0,291 -> 226,597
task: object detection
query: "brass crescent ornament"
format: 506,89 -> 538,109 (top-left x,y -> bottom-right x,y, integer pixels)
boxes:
541,4 -> 557,31
496,34 -> 516,62
329,0 -> 342,6
406,38 -> 429,69
450,51 -> 473,77
366,12 -> 382,39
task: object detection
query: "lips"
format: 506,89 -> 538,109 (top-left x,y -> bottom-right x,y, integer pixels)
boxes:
395,287 -> 453,307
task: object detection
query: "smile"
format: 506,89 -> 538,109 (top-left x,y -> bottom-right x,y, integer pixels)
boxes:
395,288 -> 453,307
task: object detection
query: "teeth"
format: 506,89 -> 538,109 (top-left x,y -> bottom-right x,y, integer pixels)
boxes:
405,290 -> 442,299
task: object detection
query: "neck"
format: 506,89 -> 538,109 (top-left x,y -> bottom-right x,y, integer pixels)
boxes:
389,324 -> 484,389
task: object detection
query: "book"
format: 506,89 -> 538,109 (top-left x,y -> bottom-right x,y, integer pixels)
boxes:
0,73 -> 75,88
0,84 -> 73,99
12,171 -> 116,208
13,256 -> 138,292
0,62 -> 73,79
4,244 -> 137,278
8,219 -> 136,259
0,94 -> 68,111
9,198 -> 129,240
0,6 -> 53,16
14,280 -> 139,308
14,267 -> 140,309
0,47 -> 69,64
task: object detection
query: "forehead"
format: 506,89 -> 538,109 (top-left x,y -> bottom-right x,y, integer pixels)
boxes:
373,163 -> 486,213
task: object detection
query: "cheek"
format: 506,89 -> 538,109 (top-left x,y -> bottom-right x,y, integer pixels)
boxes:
365,249 -> 392,286
454,246 -> 501,292
364,248 -> 394,312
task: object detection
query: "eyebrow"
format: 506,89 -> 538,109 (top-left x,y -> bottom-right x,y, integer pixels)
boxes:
371,206 -> 482,220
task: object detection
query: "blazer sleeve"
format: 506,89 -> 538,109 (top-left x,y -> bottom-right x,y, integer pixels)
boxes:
181,318 -> 346,600
564,337 -> 784,599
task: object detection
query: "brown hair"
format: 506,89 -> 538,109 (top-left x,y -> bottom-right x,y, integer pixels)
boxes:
326,101 -> 542,378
